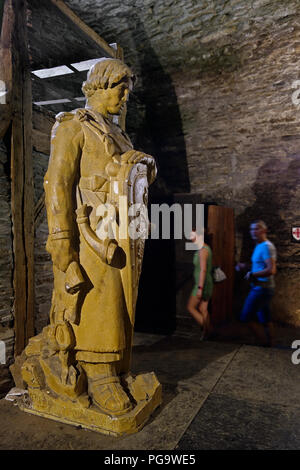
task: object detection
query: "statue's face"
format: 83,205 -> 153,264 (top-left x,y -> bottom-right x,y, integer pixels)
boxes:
106,81 -> 130,115
87,79 -> 132,116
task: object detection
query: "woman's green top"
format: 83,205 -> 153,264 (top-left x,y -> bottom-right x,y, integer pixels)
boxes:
192,245 -> 213,300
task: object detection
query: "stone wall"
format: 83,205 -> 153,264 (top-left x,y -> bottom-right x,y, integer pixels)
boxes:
34,212 -> 53,334
33,150 -> 53,334
65,0 -> 300,327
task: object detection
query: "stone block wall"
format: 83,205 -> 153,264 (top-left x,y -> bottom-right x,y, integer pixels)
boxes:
65,0 -> 300,326
33,150 -> 53,334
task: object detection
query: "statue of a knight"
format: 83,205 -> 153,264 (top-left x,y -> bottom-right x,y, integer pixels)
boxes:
25,58 -> 156,416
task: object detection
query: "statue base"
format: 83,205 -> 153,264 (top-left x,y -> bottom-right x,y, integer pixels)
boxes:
17,372 -> 162,436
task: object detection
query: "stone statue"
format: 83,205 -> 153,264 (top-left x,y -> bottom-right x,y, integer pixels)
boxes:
15,58 -> 162,435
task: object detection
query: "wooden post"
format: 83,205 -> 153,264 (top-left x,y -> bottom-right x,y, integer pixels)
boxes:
1,0 -> 34,355
0,0 -> 13,138
115,44 -> 127,132
51,0 -> 117,58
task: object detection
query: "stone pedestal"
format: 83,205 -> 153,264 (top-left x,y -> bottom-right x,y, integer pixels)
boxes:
17,372 -> 162,436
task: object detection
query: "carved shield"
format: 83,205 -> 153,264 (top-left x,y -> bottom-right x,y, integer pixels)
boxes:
112,162 -> 149,327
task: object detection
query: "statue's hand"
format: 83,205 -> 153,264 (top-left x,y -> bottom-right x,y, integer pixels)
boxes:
46,238 -> 78,273
121,150 -> 153,165
65,261 -> 85,294
121,150 -> 157,183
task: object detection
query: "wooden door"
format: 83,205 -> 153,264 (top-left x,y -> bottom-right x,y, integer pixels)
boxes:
207,205 -> 235,326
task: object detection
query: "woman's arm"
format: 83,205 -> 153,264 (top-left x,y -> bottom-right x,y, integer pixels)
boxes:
197,247 -> 208,298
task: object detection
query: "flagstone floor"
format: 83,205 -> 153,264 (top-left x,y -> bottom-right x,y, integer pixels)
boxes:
0,324 -> 299,450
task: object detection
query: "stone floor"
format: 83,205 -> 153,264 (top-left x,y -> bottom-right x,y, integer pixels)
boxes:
0,323 -> 299,451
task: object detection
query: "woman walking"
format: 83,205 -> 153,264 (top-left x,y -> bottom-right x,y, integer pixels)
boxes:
187,230 -> 214,339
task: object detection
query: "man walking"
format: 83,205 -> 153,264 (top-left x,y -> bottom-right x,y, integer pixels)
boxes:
236,220 -> 277,346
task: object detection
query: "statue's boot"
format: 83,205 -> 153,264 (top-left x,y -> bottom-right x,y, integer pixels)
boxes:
81,362 -> 132,415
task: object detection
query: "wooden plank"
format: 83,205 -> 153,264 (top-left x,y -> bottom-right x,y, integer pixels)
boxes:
11,121 -> 27,354
50,0 -> 116,58
10,0 -> 35,354
208,205 -> 235,326
115,44 -> 128,132
0,0 -> 13,139
23,66 -> 35,342
0,0 -> 26,351
116,44 -> 124,61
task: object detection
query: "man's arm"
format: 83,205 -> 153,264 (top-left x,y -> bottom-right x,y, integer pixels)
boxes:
235,262 -> 250,272
250,257 -> 276,278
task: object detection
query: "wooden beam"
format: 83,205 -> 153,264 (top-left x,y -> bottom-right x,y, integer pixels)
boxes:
23,63 -> 35,344
50,0 -> 117,58
0,0 -> 13,139
9,0 -> 35,354
115,44 -> 128,131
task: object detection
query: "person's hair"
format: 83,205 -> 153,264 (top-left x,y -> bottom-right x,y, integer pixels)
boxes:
192,227 -> 213,245
251,220 -> 267,231
82,58 -> 136,98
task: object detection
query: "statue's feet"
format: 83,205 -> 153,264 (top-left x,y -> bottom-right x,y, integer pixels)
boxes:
89,376 -> 132,416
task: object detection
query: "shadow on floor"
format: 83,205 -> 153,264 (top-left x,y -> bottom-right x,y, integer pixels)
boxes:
131,334 -> 238,413
175,314 -> 300,350
210,321 -> 300,350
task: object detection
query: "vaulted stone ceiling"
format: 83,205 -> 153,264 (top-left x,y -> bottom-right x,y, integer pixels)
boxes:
64,0 -> 299,77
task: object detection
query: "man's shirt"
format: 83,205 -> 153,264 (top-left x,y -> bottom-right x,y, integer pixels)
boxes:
251,240 -> 277,287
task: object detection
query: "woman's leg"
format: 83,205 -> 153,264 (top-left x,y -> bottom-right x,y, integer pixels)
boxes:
187,295 -> 204,327
199,300 -> 210,337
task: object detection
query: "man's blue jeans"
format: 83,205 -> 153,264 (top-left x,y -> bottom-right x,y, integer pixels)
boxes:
240,285 -> 274,324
